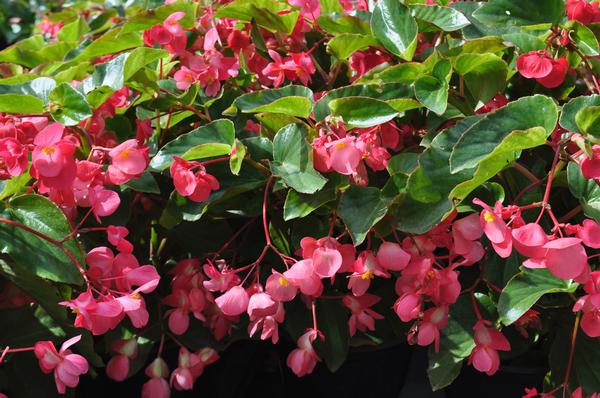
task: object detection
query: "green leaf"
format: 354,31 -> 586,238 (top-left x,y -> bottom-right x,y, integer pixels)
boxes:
427,295 -> 477,391
329,96 -> 399,128
121,1 -> 197,33
449,126 -> 547,201
225,85 -> 313,118
0,195 -> 84,285
313,83 -> 413,121
575,106 -> 600,136
454,53 -> 508,103
498,267 -> 576,325
317,15 -> 372,35
0,173 -> 31,200
570,21 -> 600,56
449,95 -> 558,173
57,17 -> 89,42
376,62 -> 428,84
283,185 -> 337,220
560,95 -> 600,134
229,139 -> 246,176
0,94 -> 43,114
0,35 -> 45,68
216,0 -> 299,34
371,0 -> 418,61
83,52 -> 129,93
410,4 -> 470,31
72,27 -> 143,62
271,124 -> 327,194
49,83 -> 93,126
123,171 -> 160,194
473,0 -> 565,27
124,47 -> 169,81
567,161 -> 600,222
326,33 -> 379,60
313,299 -> 350,372
415,75 -> 448,115
338,186 -> 388,245
0,77 -> 56,105
150,119 -> 235,171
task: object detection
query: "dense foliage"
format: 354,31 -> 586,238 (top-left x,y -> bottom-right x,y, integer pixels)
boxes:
1,0 -> 600,397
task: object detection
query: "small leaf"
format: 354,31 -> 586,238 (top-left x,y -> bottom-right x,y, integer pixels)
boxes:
271,124 -> 327,194
411,4 -> 470,32
371,0 -> 418,61
414,75 -> 448,115
327,33 -> 379,60
454,53 -> 508,103
123,171 -> 160,194
49,83 -> 92,126
329,96 -> 399,128
225,85 -> 313,118
338,186 -> 389,245
560,95 -> 600,134
283,185 -> 337,220
0,94 -> 43,114
498,268 -> 577,325
229,139 -> 246,176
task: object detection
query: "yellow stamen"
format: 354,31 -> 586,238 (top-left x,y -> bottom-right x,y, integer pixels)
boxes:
131,293 -> 142,300
119,149 -> 130,159
361,271 -> 374,280
483,211 -> 495,223
335,141 -> 347,149
278,276 -> 289,286
42,146 -> 56,155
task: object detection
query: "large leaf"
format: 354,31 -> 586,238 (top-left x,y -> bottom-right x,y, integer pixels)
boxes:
327,33 -> 379,60
567,161 -> 600,222
283,185 -> 337,220
216,0 -> 299,34
338,186 -> 389,245
472,0 -> 565,27
150,119 -> 235,171
49,83 -> 93,126
225,85 -> 313,118
498,268 -> 577,326
329,96 -> 399,128
410,4 -> 470,32
271,124 -> 327,194
0,195 -> 84,284
371,0 -> 418,61
0,94 -> 43,114
449,95 -> 558,173
0,77 -> 56,105
560,95 -> 600,134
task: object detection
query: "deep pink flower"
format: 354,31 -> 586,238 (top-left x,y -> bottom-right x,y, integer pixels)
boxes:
60,291 -> 123,335
170,348 -> 202,391
288,0 -> 320,19
106,139 -> 149,184
468,321 -> 510,376
248,301 -> 285,343
142,358 -> 170,398
203,261 -> 240,292
170,156 -> 219,202
106,339 -> 138,382
376,242 -> 411,271
348,251 -> 389,296
30,123 -> 77,189
327,137 -> 362,175
283,259 -> 323,297
266,270 -> 298,302
417,306 -> 448,352
474,199 -> 512,258
286,329 -> 321,377
394,292 -> 422,322
524,237 -> 589,281
107,225 -> 134,253
215,286 -> 249,316
516,51 -> 553,79
574,271 -> 600,337
342,294 -> 384,336
34,335 -> 89,394
580,146 -> 600,180
512,223 -> 548,258
452,214 -> 485,264
536,58 -> 569,89
0,137 -> 28,177
566,0 -> 600,24
577,219 -> 600,248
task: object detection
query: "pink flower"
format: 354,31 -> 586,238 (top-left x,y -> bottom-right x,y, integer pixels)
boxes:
417,306 -> 448,351
536,58 -> 569,89
247,292 -> 277,318
248,301 -> 285,343
394,292 -> 422,322
142,358 -> 170,398
107,225 -> 134,253
30,123 -> 77,189
174,66 -> 196,91
203,261 -> 240,292
342,294 -> 384,336
88,185 -> 120,221
170,156 -> 219,202
286,329 -> 321,377
266,270 -> 298,302
106,339 -> 138,382
580,146 -> 600,180
517,51 -> 554,79
60,291 -> 124,335
170,348 -> 202,391
523,237 -> 589,281
376,242 -> 411,271
348,251 -> 389,296
288,0 -> 320,19
474,199 -> 512,258
144,12 -> 187,55
327,137 -> 362,175
574,271 -> 600,337
215,285 -> 249,316
34,335 -> 89,394
452,214 -> 485,264
262,51 -> 316,87
577,219 -> 600,248
0,137 -> 28,177
512,223 -> 548,258
283,259 -> 323,297
106,139 -> 149,184
468,321 -> 510,376
566,0 -> 600,24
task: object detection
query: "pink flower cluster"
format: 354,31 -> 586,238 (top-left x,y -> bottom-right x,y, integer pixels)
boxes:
516,51 -> 569,89
34,335 -> 88,394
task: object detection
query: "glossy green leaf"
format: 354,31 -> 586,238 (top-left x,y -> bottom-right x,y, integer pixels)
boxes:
567,161 -> 600,222
472,0 -> 565,27
123,171 -> 160,194
575,106 -> 600,136
271,124 -> 327,194
415,75 -> 448,115
229,139 -> 246,176
283,185 -> 337,220
371,0 -> 418,61
0,77 -> 56,105
329,96 -> 399,128
450,95 -> 558,173
317,15 -> 372,35
216,0 -> 299,34
571,21 -> 600,56
338,186 -> 388,245
0,94 -> 43,114
150,119 -> 235,171
121,1 -> 197,33
454,53 -> 507,103
0,195 -> 84,285
410,4 -> 470,31
327,33 -> 379,60
49,83 -> 92,126
498,267 -> 577,326
225,85 -> 313,118
124,47 -> 169,81
560,95 -> 600,134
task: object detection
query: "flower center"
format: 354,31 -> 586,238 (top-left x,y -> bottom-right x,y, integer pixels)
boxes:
483,211 -> 496,223
278,276 -> 289,286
